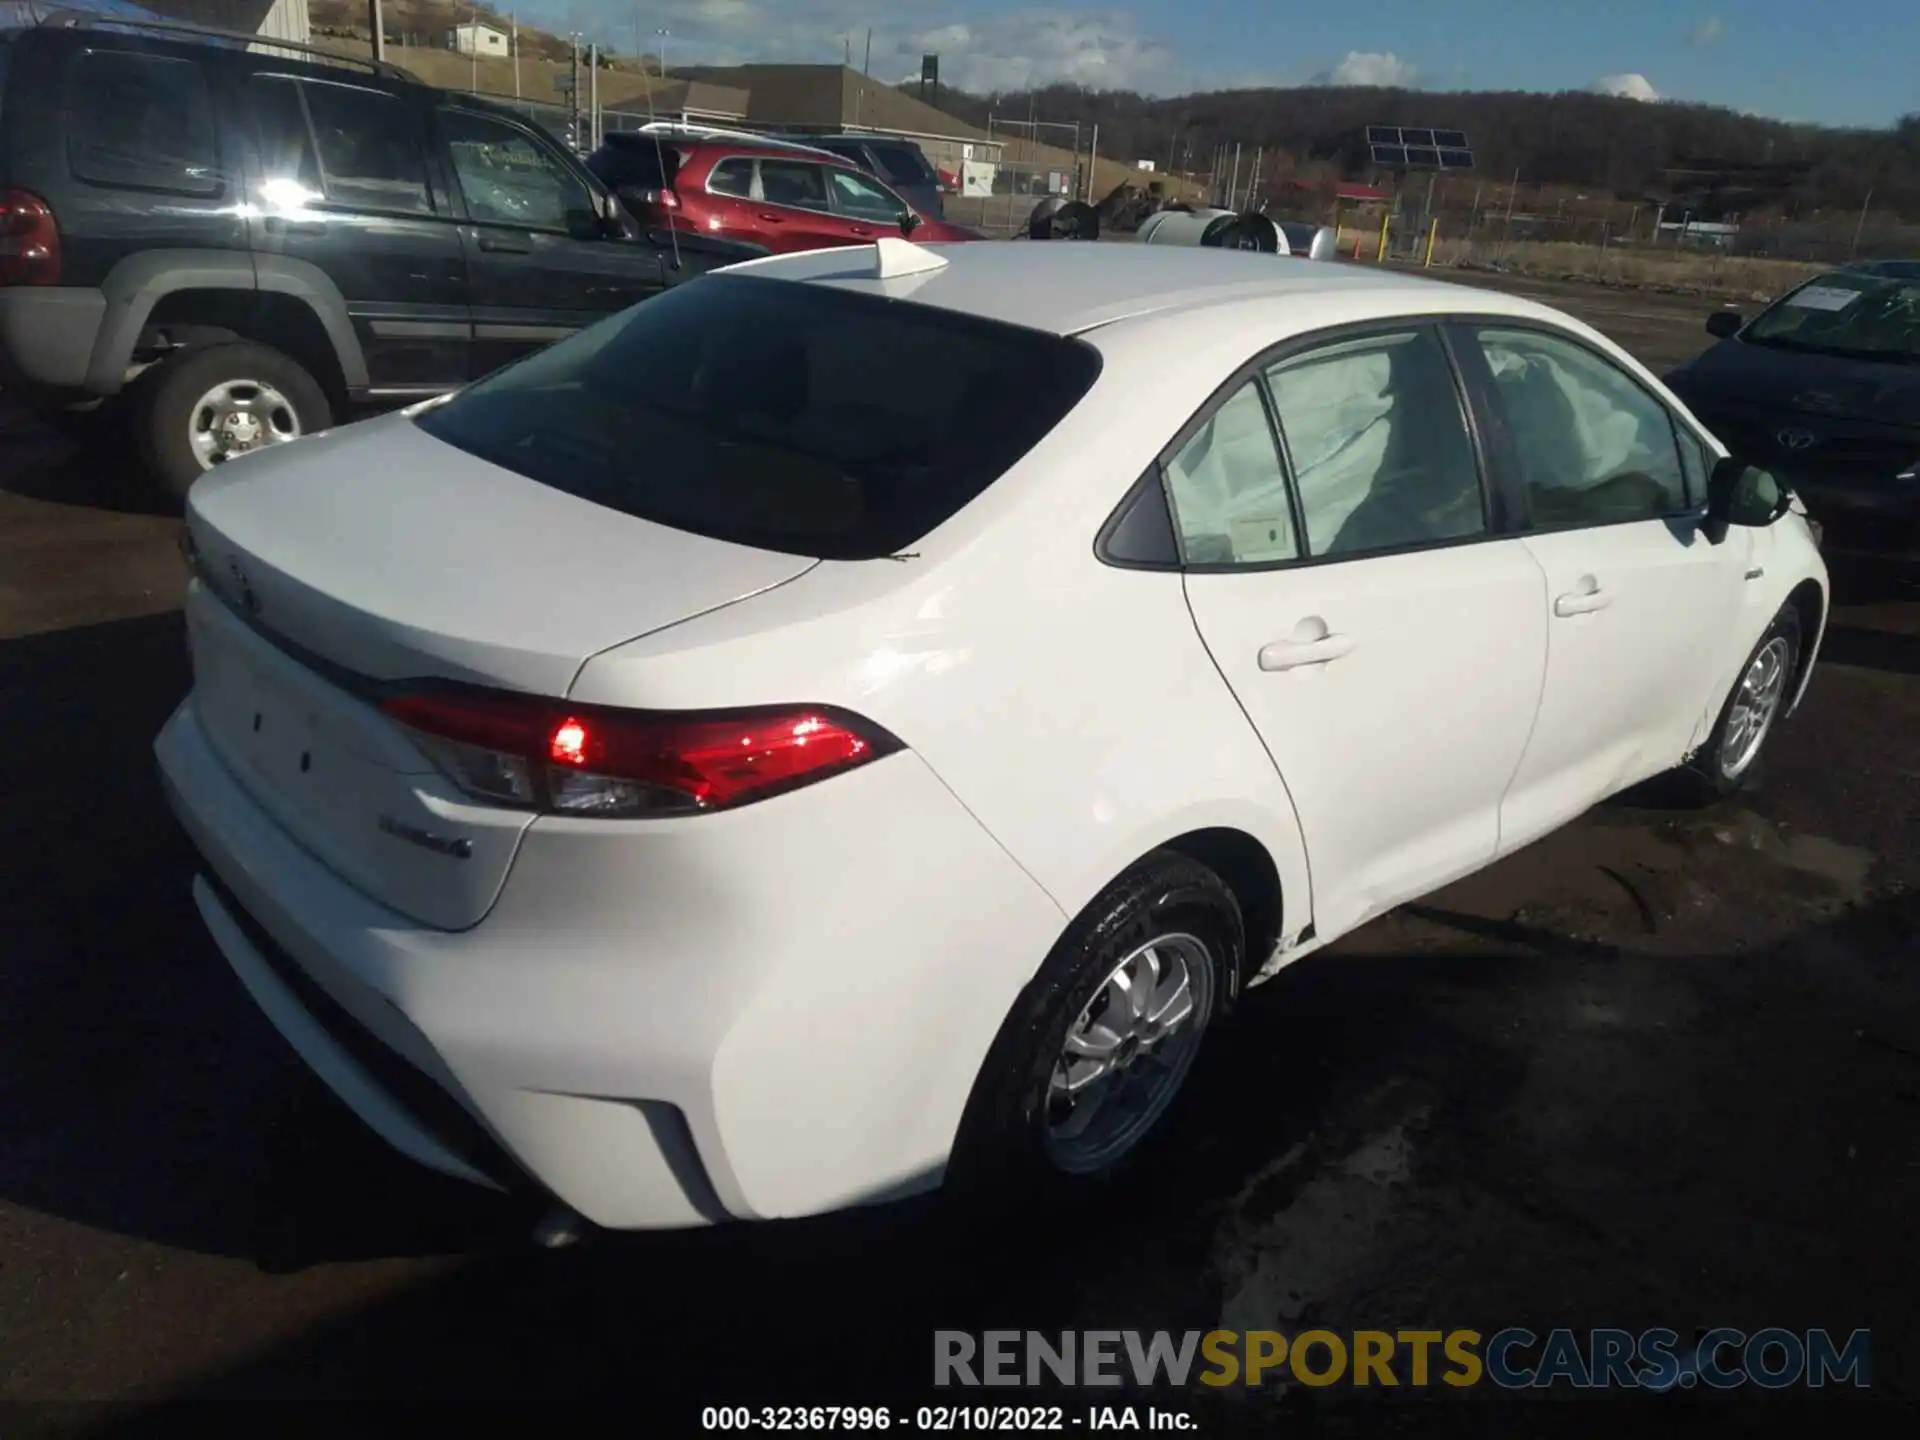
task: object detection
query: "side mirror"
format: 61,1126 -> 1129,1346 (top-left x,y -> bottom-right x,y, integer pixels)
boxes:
1706,310 -> 1743,339
898,210 -> 922,236
1704,457 -> 1788,542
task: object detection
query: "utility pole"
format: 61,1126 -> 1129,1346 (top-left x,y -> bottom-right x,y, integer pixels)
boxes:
468,4 -> 477,94
369,0 -> 384,63
511,13 -> 520,99
1228,143 -> 1241,211
864,29 -> 872,76
569,36 -> 581,151
589,42 -> 599,149
1852,186 -> 1874,258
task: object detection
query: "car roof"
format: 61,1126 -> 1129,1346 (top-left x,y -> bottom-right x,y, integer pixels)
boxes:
1844,259 -> 1920,280
605,131 -> 861,167
720,241 -> 1561,338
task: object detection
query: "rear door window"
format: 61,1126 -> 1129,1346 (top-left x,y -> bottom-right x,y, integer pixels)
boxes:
66,50 -> 221,196
1265,329 -> 1487,556
706,157 -> 753,196
413,275 -> 1103,559
758,159 -> 828,211
250,76 -> 322,194
301,80 -> 433,215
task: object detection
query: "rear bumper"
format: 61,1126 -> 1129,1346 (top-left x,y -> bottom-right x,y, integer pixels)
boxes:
156,694 -> 1066,1229
0,287 -> 107,391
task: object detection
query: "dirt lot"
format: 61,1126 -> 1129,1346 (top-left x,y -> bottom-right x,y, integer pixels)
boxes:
2,272 -> 1917,1433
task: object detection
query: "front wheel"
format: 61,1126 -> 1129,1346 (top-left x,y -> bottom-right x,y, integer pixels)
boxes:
1687,603 -> 1802,798
135,342 -> 332,504
950,853 -> 1241,1196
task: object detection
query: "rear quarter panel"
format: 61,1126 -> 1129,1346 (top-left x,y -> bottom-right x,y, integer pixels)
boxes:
567,328 -> 1320,954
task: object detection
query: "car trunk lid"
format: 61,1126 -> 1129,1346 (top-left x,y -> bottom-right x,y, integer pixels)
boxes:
181,413 -> 816,927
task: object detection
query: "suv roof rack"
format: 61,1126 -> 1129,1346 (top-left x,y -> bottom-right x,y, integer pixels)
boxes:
33,7 -> 419,84
627,121 -> 848,164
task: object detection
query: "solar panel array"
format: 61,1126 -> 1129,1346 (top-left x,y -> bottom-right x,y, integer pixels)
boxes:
1365,125 -> 1475,171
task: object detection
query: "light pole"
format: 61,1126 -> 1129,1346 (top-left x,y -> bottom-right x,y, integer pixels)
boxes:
656,27 -> 670,79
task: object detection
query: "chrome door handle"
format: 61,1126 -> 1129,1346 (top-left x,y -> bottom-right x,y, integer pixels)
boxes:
1258,634 -> 1357,671
1553,588 -> 1613,617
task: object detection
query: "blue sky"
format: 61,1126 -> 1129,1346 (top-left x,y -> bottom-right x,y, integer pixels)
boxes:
522,1 -> 1919,127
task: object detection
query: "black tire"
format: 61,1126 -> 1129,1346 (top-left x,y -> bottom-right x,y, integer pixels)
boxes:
949,853 -> 1242,1200
1049,200 -> 1101,241
134,342 -> 332,505
1207,214 -> 1280,253
1685,602 -> 1802,799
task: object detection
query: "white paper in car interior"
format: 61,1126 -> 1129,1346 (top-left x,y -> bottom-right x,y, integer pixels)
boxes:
1165,388 -> 1294,559
1785,285 -> 1863,312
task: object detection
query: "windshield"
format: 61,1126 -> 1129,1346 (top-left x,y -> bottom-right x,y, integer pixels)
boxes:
415,275 -> 1102,560
1743,271 -> 1920,362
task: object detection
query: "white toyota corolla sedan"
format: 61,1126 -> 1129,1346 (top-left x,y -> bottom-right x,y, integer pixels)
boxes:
156,239 -> 1827,1229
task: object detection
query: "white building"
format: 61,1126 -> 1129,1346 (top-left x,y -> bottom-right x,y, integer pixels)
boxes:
448,21 -> 509,57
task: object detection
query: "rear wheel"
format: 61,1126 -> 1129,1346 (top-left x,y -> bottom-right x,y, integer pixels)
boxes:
950,853 -> 1240,1197
135,341 -> 332,504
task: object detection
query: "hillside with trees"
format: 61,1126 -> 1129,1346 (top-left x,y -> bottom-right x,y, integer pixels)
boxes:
310,4 -> 1919,223
920,81 -> 1920,221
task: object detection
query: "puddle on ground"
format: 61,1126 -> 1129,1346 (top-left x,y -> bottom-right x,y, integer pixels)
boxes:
1351,808 -> 1877,950
1213,1108 -> 1425,1336
1674,809 -> 1876,904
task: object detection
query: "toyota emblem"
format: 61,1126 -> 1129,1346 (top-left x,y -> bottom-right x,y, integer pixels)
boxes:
1776,428 -> 1818,453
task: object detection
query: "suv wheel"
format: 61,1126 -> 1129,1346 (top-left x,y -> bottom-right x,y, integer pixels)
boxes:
136,342 -> 332,502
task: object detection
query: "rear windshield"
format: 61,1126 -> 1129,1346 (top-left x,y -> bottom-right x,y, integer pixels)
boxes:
870,142 -> 936,186
415,275 -> 1102,559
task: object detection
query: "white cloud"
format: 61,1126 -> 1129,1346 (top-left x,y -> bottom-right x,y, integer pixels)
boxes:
1311,51 -> 1419,88
1591,73 -> 1661,102
1688,16 -> 1725,46
525,3 -> 1186,93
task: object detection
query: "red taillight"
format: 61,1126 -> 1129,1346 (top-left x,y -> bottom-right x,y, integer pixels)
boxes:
380,688 -> 900,818
0,189 -> 62,287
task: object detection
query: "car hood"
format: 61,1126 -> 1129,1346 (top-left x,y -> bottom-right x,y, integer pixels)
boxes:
1672,338 -> 1920,430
